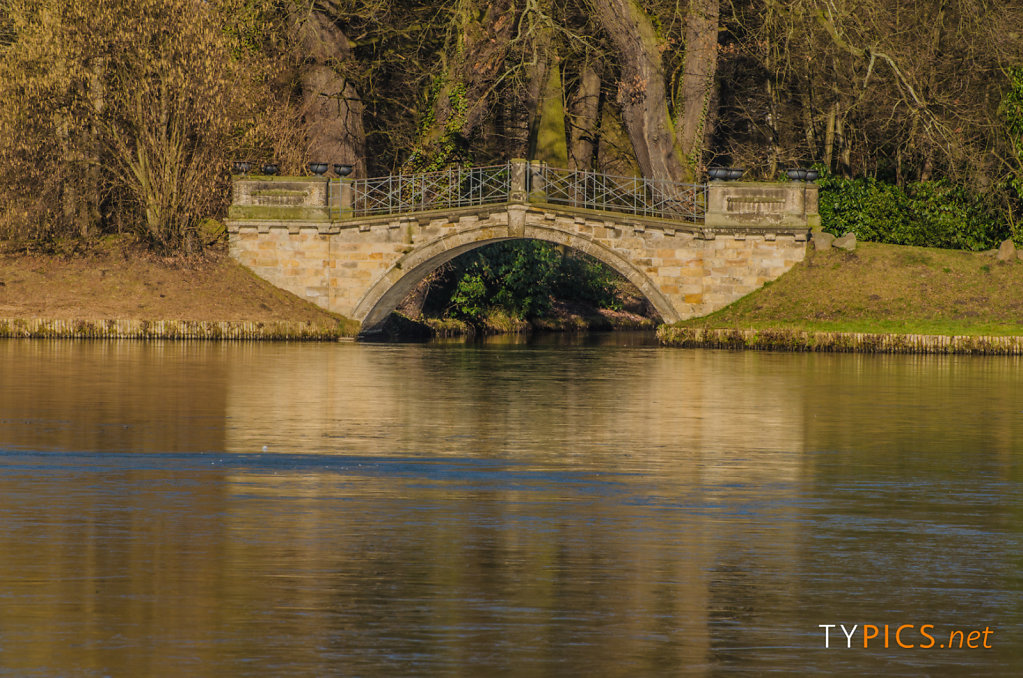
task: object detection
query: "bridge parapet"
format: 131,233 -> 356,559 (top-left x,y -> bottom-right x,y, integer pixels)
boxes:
228,159 -> 818,232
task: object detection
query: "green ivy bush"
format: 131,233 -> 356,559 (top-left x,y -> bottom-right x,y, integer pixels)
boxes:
443,241 -> 622,324
818,174 -> 1011,251
555,253 -> 622,311
448,273 -> 487,323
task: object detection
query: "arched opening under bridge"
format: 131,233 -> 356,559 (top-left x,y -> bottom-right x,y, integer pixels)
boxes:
354,221 -> 675,333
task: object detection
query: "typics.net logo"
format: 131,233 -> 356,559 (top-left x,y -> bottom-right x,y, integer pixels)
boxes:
819,624 -> 994,649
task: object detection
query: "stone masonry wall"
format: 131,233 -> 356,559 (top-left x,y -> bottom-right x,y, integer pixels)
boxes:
228,202 -> 807,329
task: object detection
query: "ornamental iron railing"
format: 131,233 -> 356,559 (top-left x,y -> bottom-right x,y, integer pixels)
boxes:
534,166 -> 706,222
349,163 -> 512,216
343,162 -> 705,222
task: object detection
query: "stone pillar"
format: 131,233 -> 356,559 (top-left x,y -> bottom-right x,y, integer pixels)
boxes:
705,180 -> 819,229
329,177 -> 354,219
509,159 -> 529,202
802,183 -> 821,229
528,161 -> 547,203
339,179 -> 354,219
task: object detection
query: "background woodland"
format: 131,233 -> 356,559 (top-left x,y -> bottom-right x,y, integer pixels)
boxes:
2,0 -> 1022,255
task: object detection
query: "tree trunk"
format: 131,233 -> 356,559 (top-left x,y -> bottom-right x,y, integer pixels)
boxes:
800,90 -> 818,163
533,64 -> 568,165
294,7 -> 366,175
522,29 -> 553,160
568,62 -> 601,170
83,57 -> 105,238
823,101 -> 837,172
411,0 -> 516,168
836,112 -> 851,177
396,270 -> 439,319
675,0 -> 719,176
499,21 -> 551,160
589,0 -> 686,182
766,78 -> 782,178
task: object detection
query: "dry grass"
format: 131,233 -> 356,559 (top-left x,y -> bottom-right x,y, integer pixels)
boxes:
678,241 -> 1023,336
0,239 -> 357,332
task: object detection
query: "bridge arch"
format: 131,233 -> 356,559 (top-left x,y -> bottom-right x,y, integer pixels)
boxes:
353,217 -> 679,332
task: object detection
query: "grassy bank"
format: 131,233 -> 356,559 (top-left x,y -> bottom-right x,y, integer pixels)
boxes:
0,242 -> 360,339
659,241 -> 1023,351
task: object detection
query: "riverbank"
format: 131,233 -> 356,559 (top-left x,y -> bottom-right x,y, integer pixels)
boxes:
659,241 -> 1023,353
7,239 -> 1023,349
422,303 -> 655,337
0,242 -> 360,339
657,326 -> 1023,354
361,303 -> 655,341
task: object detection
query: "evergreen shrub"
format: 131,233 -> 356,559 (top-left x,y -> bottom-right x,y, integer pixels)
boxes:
818,174 -> 1010,251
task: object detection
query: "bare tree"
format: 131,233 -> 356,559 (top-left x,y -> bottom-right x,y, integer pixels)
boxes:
291,1 -> 367,174
587,0 -> 721,181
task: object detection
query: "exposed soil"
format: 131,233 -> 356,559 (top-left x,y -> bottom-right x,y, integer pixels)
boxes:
0,241 -> 350,327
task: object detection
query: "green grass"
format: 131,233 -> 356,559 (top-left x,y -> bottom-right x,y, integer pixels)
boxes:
672,241 -> 1023,337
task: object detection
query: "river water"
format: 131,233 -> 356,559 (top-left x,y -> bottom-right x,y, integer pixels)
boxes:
0,336 -> 1020,676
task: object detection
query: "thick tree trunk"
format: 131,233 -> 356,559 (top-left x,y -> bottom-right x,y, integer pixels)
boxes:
589,0 -> 686,182
521,30 -> 553,160
533,65 -> 569,165
294,7 -> 366,175
568,62 -> 601,170
675,0 -> 719,176
412,0 -> 516,168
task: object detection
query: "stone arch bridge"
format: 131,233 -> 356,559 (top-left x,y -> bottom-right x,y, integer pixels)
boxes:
226,160 -> 818,334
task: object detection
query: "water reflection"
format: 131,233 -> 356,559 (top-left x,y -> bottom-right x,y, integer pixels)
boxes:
0,340 -> 228,454
0,339 -> 1021,675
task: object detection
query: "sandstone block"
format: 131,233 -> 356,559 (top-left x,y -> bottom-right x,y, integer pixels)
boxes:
833,232 -> 857,251
813,231 -> 835,250
997,239 -> 1016,262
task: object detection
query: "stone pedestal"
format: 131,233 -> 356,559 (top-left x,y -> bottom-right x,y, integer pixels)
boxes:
705,181 -> 819,230
228,176 -> 331,222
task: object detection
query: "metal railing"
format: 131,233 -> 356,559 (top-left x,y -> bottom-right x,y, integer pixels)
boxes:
349,163 -> 512,216
343,162 -> 706,222
534,166 -> 706,222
